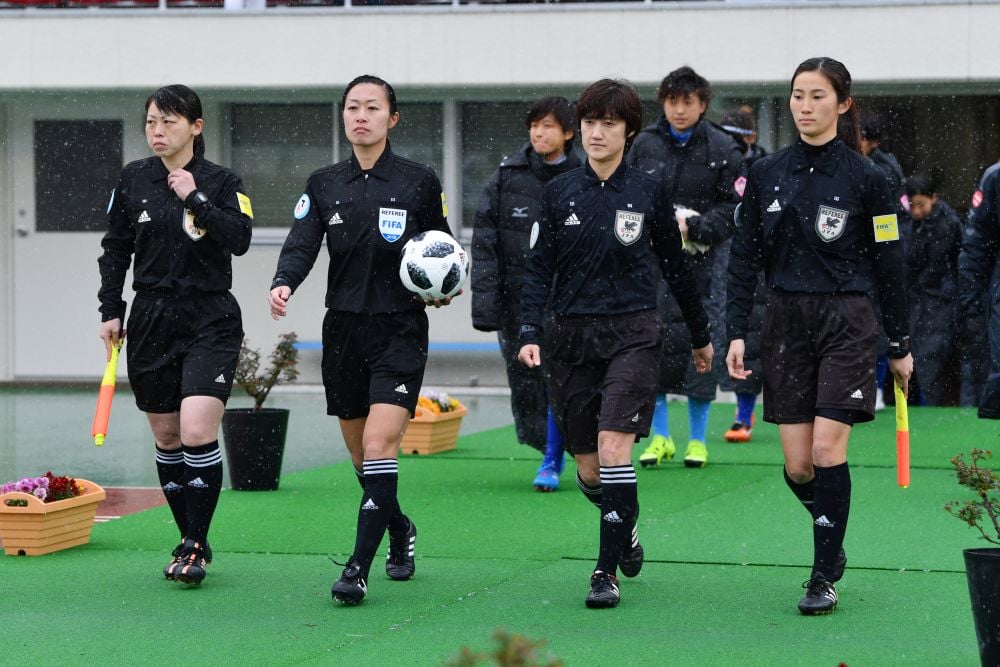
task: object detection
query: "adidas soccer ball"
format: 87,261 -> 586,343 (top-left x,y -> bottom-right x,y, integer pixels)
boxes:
399,230 -> 470,301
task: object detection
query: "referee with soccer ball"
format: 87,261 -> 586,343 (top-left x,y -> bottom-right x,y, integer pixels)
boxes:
727,57 -> 912,615
269,75 -> 454,606
519,79 -> 712,609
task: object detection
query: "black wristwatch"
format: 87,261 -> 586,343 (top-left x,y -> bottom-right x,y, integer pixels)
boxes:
887,336 -> 911,359
186,191 -> 210,209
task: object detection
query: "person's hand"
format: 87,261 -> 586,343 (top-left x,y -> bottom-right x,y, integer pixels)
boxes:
99,319 -> 124,362
889,353 -> 914,398
167,169 -> 197,202
269,286 -> 292,320
692,342 -> 713,374
419,289 -> 463,309
726,339 -> 752,380
518,344 -> 541,368
675,207 -> 699,243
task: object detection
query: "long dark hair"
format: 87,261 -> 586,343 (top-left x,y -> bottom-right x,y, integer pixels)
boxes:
341,74 -> 399,116
145,84 -> 205,157
791,57 -> 860,152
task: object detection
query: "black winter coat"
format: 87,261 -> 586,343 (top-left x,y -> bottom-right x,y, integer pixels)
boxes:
627,118 -> 745,393
908,199 -> 962,373
471,143 -> 581,331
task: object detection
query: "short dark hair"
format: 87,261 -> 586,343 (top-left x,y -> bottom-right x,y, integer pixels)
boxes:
145,84 -> 205,157
656,66 -> 713,104
905,173 -> 936,199
342,74 -> 398,116
859,109 -> 882,141
720,109 -> 755,133
576,78 -> 643,151
525,96 -> 576,134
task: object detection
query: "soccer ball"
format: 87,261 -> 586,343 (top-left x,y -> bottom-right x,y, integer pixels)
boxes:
399,230 -> 470,301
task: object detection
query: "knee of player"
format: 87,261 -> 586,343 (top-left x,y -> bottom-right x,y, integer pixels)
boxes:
784,464 -> 814,485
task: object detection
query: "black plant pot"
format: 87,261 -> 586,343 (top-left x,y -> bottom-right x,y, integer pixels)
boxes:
964,547 -> 1000,666
221,408 -> 289,491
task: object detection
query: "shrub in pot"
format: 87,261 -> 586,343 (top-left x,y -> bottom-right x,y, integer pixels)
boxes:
222,333 -> 299,491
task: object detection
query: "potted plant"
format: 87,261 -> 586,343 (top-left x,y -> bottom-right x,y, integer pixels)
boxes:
400,390 -> 467,455
221,332 -> 299,491
946,448 -> 1000,665
0,473 -> 106,556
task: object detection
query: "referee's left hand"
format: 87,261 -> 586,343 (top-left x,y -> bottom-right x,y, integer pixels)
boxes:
889,353 -> 914,398
692,342 -> 713,374
420,289 -> 462,308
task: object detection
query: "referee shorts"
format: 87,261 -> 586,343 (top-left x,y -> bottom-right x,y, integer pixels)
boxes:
126,292 -> 243,413
546,310 -> 662,455
760,292 -> 878,425
321,309 -> 428,419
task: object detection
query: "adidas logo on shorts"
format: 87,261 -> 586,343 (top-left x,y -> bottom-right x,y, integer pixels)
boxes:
851,389 -> 863,400
394,384 -> 408,394
215,374 -> 226,383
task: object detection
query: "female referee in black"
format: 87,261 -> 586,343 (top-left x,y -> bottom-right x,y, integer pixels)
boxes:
727,57 -> 913,615
98,84 -> 253,585
268,75 -> 453,606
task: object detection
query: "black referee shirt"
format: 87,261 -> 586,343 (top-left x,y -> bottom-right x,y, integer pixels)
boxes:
728,138 -> 908,345
272,144 -> 450,315
520,159 -> 710,348
98,155 -> 254,322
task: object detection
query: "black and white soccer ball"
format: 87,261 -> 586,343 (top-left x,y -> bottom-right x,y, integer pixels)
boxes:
399,230 -> 470,301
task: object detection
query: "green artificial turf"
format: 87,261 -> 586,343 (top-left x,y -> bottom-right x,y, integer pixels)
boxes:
1,403 -> 990,665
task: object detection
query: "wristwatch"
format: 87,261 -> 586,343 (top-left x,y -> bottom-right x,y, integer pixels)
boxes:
186,191 -> 210,209
887,336 -> 911,359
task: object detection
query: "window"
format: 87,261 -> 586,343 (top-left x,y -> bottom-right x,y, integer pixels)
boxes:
230,104 -> 334,228
460,102 -> 527,230
34,120 -> 122,232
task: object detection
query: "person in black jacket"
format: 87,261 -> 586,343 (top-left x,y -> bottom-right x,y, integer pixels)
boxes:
472,96 -> 581,492
268,75 -> 452,606
860,110 -> 907,204
721,108 -> 769,168
727,57 -> 912,616
98,84 -> 253,586
627,66 -> 745,469
905,174 -> 963,405
959,160 -> 1000,417
519,79 -> 712,609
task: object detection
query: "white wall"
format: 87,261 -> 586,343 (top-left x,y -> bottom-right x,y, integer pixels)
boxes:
0,3 -> 998,91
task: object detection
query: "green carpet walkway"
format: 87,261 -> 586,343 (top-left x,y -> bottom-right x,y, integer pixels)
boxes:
2,405 -> 994,665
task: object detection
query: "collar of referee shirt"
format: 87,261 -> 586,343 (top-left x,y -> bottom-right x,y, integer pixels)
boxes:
582,157 -> 628,192
149,153 -> 204,183
790,137 -> 843,176
346,140 -> 395,182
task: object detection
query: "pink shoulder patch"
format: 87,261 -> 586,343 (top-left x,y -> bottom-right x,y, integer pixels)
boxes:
972,189 -> 984,209
733,176 -> 747,198
900,194 -> 910,212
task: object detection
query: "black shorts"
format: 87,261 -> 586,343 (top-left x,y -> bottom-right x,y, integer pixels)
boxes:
546,310 -> 662,455
321,309 -> 428,419
760,292 -> 878,425
126,292 -> 243,413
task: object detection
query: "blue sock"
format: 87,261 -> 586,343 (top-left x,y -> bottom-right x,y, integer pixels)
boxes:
688,398 -> 711,443
543,408 -> 564,472
736,393 -> 757,426
652,394 -> 669,438
875,355 -> 889,391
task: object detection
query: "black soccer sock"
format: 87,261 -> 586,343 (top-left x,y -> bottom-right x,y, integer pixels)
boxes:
155,445 -> 187,538
811,462 -> 851,580
783,467 -> 816,516
356,462 -> 407,535
596,465 -> 637,575
577,471 -> 603,510
352,459 -> 400,573
182,441 -> 223,546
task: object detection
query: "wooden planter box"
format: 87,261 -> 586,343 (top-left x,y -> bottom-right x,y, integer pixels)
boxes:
0,479 -> 106,556
400,404 -> 467,455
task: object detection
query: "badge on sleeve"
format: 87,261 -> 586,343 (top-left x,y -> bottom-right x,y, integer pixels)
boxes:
378,207 -> 407,242
733,176 -> 747,198
815,205 -> 848,243
873,213 -> 899,242
441,193 -> 449,218
529,221 -> 540,249
294,194 -> 311,220
182,209 -> 206,241
614,210 -> 644,246
237,192 -> 254,219
106,189 -> 115,215
972,189 -> 984,209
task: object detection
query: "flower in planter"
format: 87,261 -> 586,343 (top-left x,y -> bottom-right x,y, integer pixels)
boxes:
1,472 -> 84,507
945,448 -> 1000,544
417,390 -> 462,415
